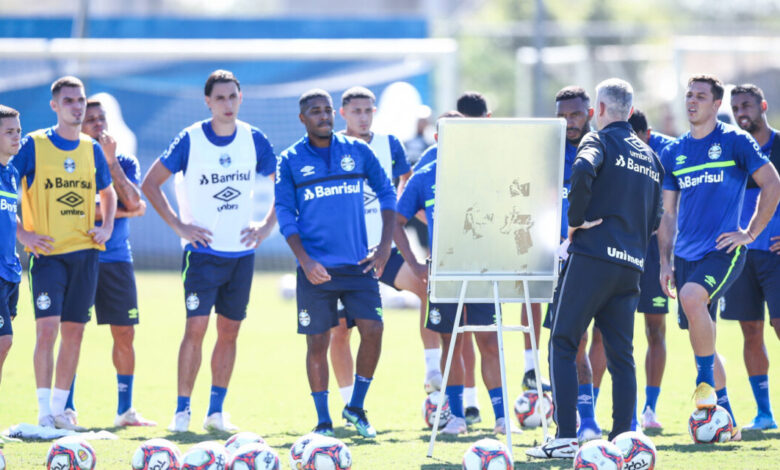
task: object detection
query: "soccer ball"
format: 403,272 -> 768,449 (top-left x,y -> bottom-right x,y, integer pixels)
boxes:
229,443 -> 280,470
573,440 -> 624,470
461,438 -> 513,470
688,406 -> 733,443
289,433 -> 320,470
225,432 -> 267,455
46,435 -> 97,470
513,391 -> 553,428
301,436 -> 351,470
611,431 -> 657,470
131,438 -> 182,470
182,441 -> 230,470
423,391 -> 452,429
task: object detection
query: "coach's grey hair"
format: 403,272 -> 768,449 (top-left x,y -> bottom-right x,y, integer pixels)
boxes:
595,78 -> 633,121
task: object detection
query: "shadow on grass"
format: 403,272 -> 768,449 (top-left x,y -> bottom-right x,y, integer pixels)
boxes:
740,430 -> 780,442
656,442 -> 739,453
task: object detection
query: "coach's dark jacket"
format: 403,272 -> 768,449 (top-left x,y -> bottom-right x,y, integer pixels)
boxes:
567,121 -> 664,272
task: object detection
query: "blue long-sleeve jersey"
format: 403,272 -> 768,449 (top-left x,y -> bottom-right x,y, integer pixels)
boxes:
275,133 -> 396,268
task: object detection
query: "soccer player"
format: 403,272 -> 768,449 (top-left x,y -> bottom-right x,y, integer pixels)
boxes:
13,76 -> 117,430
80,98 -> 154,427
528,78 -> 663,459
329,86 -> 441,407
658,75 -> 780,441
141,70 -> 277,433
720,84 -> 780,431
275,89 -> 396,438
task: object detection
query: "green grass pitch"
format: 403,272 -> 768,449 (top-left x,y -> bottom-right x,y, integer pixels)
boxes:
1,271 -> 779,468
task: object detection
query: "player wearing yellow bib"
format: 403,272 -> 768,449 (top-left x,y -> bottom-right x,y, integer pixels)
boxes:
13,76 -> 116,430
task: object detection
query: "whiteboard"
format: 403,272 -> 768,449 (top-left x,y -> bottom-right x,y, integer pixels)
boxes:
429,118 -> 566,303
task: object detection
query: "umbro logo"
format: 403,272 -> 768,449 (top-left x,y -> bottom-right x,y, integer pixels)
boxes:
704,275 -> 716,288
624,135 -> 646,152
300,165 -> 315,177
213,186 -> 241,202
363,190 -> 377,206
57,191 -> 84,208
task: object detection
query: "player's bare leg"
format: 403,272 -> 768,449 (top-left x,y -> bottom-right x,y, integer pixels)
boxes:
439,332 -> 467,434
329,318 -> 355,404
212,315 -> 241,388
33,316 -> 59,426
641,313 -> 666,428
50,322 -> 85,430
473,331 -> 517,434
342,318 -> 382,438
177,316 -> 209,397
462,331 -> 480,423
678,283 -> 721,408
740,319 -> 779,431
589,327 -> 606,396
111,325 -> 135,376
521,303 -> 549,391
306,331 -> 331,392
0,335 -> 11,386
772,318 -> 780,340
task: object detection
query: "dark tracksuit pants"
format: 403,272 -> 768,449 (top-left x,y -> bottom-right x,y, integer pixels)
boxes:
549,253 -> 641,441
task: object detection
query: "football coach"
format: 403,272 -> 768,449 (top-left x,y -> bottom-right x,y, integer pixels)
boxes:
528,78 -> 664,459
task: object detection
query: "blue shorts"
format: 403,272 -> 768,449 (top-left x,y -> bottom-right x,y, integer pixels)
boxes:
296,265 -> 383,335
182,251 -> 254,321
637,234 -> 668,314
30,249 -> 99,323
0,278 -> 18,336
425,299 -> 496,334
95,262 -> 139,326
720,250 -> 780,322
377,248 -> 405,290
674,247 -> 746,330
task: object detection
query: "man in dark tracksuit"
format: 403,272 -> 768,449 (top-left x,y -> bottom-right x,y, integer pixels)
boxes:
528,78 -> 664,459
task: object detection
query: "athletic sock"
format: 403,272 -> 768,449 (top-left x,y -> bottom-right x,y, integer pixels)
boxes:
577,384 -> 595,420
176,396 -> 191,414
37,388 -> 52,419
716,387 -> 736,426
117,374 -> 133,415
312,391 -> 331,425
339,385 -> 354,406
50,388 -> 70,416
348,375 -> 372,410
65,375 -> 76,411
593,387 -> 600,408
424,348 -> 441,375
644,386 -> 661,413
207,385 -> 227,416
748,375 -> 772,416
524,349 -> 535,373
694,354 -> 715,387
445,385 -> 464,419
463,386 -> 478,409
488,387 -> 505,420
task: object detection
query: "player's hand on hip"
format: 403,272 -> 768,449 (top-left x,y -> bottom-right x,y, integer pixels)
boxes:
770,235 -> 780,254
659,264 -> 676,299
715,229 -> 752,253
302,259 -> 331,285
240,221 -> 273,249
176,223 -> 213,249
98,131 -> 118,162
567,219 -> 603,242
88,225 -> 113,244
360,244 -> 391,277
18,229 -> 54,257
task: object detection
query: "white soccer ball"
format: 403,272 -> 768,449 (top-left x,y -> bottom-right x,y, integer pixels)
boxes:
688,405 -> 733,444
182,441 -> 230,470
229,442 -> 280,470
131,438 -> 182,470
573,439 -> 624,470
225,432 -> 267,455
611,431 -> 656,470
278,274 -> 296,300
513,390 -> 553,428
462,438 -> 512,470
289,433 -> 320,470
422,391 -> 452,429
46,435 -> 97,470
301,436 -> 351,470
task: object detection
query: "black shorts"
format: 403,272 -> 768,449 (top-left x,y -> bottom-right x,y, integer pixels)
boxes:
182,251 -> 254,321
720,250 -> 780,322
0,278 -> 18,336
95,262 -> 139,326
674,247 -> 746,330
377,248 -> 405,290
30,250 -> 100,323
637,234 -> 668,314
425,299 -> 496,334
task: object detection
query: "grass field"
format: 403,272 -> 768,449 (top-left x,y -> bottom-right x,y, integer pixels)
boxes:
1,271 -> 779,469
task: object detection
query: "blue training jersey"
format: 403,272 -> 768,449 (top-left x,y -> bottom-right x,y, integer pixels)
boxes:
740,131 -> 779,252
413,144 -> 437,172
648,132 -> 675,155
0,161 -> 21,283
660,121 -> 770,261
96,153 -> 141,263
397,160 -> 436,242
560,142 -> 577,239
275,133 -> 396,268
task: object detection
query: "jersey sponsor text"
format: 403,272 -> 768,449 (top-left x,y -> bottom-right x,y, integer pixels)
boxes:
677,170 -> 724,189
607,246 -> 644,269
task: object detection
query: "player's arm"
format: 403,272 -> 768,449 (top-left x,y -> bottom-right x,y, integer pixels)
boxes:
390,135 -> 412,195
96,201 -> 146,221
392,173 -> 427,281
99,132 -> 142,212
16,215 -> 54,257
566,134 -> 604,240
12,137 -> 55,256
90,185 -> 117,244
657,189 -> 679,298
241,174 -> 277,248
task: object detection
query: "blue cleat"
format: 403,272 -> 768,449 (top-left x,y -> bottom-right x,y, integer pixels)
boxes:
342,407 -> 377,438
577,417 -> 602,443
742,413 -> 778,431
313,421 -> 334,437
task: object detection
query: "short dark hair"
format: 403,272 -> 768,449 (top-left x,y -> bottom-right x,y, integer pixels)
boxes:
688,74 -> 724,101
299,89 -> 332,112
435,110 -> 464,132
51,76 -> 84,98
555,86 -> 590,104
341,86 -> 375,106
456,92 -> 488,117
204,69 -> 240,96
627,109 -> 648,134
0,105 -> 19,120
731,83 -> 765,105
86,99 -> 102,109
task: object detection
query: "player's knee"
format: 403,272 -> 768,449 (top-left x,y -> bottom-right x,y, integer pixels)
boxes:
111,326 -> 135,346
740,321 -> 764,344
645,322 -> 665,345
357,320 -> 383,342
307,332 -> 331,356
678,285 -> 708,317
771,319 -> 780,340
475,333 -> 498,357
330,323 -> 350,344
60,323 -> 85,344
0,335 -> 12,356
591,327 -> 603,344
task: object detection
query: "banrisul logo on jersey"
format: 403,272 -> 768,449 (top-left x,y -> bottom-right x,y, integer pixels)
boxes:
303,181 -> 361,201
198,170 -> 251,186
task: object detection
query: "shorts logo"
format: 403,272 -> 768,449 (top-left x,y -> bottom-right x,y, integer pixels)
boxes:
298,309 -> 311,327
718,297 -> 726,312
652,296 -> 667,308
340,155 -> 355,172
36,293 -> 51,310
186,293 -> 199,311
708,143 -> 722,160
63,158 -> 76,173
429,308 -> 441,325
375,307 -> 383,318
704,275 -> 716,288
300,165 -> 315,177
128,308 -> 139,319
57,191 -> 84,208
219,153 -> 231,168
0,316 -> 4,328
